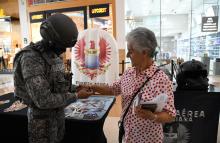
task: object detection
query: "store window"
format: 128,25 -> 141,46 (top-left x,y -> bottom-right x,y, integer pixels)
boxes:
62,11 -> 85,32
87,4 -> 113,35
30,7 -> 87,43
0,17 -> 12,54
0,17 -> 12,71
29,7 -> 87,71
0,17 -> 11,32
29,3 -> 114,71
125,0 -> 220,74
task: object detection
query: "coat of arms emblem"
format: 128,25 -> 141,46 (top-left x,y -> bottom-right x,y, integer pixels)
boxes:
74,33 -> 112,80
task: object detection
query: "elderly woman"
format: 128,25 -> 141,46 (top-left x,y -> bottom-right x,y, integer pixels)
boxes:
86,27 -> 176,143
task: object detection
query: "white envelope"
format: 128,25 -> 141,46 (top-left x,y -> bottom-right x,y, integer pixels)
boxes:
139,93 -> 168,112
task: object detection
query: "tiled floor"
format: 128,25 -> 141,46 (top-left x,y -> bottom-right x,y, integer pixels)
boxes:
0,74 -> 219,143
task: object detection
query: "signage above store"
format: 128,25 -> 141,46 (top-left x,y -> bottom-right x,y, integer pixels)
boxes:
30,12 -> 46,23
0,9 -> 5,18
89,4 -> 109,18
202,16 -> 218,32
31,14 -> 43,20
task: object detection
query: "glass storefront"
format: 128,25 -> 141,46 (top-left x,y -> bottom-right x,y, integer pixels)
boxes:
30,7 -> 87,42
29,7 -> 87,71
125,0 -> 220,74
87,4 -> 113,35
29,3 -> 113,71
0,17 -> 13,70
30,5 -> 113,42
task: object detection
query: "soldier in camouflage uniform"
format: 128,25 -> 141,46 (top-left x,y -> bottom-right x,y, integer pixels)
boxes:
13,14 -> 93,143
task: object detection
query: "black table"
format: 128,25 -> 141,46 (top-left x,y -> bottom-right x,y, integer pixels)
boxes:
0,93 -> 115,143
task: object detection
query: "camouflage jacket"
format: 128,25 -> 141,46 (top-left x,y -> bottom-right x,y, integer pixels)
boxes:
13,42 -> 76,109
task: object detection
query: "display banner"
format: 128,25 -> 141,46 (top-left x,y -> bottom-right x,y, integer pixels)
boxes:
72,28 -> 119,85
163,91 -> 220,143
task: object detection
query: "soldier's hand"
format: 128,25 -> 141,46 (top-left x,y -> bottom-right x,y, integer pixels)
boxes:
78,84 -> 95,93
77,88 -> 94,99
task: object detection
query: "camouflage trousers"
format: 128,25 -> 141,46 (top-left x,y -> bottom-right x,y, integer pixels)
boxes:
27,107 -> 65,143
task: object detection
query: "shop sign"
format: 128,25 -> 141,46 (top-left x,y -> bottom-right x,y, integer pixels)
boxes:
31,14 -> 43,20
202,16 -> 218,32
0,9 -> 5,18
89,4 -> 109,18
30,12 -> 46,23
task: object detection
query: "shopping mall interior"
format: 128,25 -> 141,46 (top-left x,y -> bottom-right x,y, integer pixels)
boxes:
0,0 -> 220,143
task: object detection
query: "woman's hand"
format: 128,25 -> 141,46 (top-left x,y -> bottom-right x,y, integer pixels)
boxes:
134,106 -> 157,121
77,84 -> 114,95
77,88 -> 94,99
77,84 -> 94,93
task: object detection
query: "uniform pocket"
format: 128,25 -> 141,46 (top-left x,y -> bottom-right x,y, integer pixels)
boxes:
28,119 -> 49,143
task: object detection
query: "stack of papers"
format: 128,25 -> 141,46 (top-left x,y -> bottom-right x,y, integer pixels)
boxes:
133,93 -> 168,112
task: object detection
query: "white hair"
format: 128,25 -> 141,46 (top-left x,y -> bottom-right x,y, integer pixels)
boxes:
126,27 -> 158,57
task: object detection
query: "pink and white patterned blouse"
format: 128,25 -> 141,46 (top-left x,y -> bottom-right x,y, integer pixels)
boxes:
111,63 -> 176,143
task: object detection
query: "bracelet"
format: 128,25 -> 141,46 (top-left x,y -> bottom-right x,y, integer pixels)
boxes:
152,114 -> 158,122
